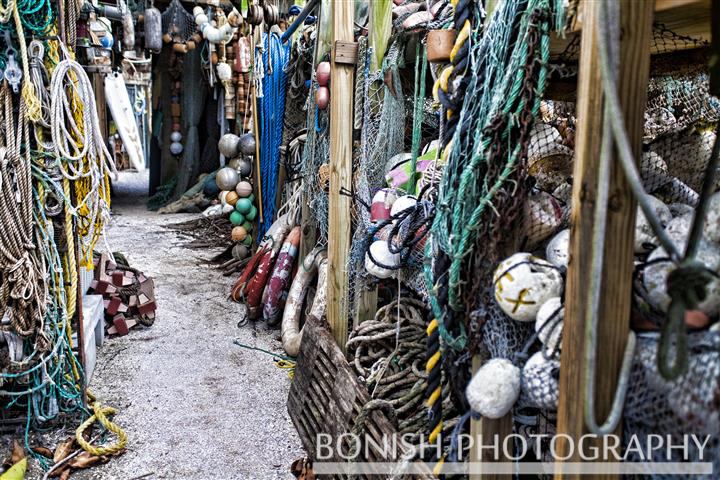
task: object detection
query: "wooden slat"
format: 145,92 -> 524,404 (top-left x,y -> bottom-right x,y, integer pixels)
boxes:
327,0 -> 355,352
554,1 -> 654,478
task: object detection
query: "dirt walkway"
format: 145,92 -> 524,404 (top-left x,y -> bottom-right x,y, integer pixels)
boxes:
67,184 -> 302,479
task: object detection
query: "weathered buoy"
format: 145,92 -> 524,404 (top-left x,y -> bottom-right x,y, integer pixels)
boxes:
239,133 -> 256,156
390,195 -> 417,218
365,240 -> 400,279
316,86 -> 329,110
545,229 -> 570,268
634,195 -> 672,253
232,226 -> 248,242
218,133 -> 241,158
535,297 -> 564,353
230,211 -> 245,226
493,253 -> 564,322
371,189 -> 398,223
235,180 -> 253,197
232,244 -> 249,260
225,191 -> 239,207
521,352 -> 560,410
466,358 -> 520,419
316,61 -> 330,86
216,167 -> 239,191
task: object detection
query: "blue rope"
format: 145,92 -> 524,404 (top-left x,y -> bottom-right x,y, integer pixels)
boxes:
259,32 -> 291,236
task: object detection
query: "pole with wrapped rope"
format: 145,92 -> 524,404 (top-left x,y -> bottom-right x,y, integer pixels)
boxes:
432,0 -> 480,162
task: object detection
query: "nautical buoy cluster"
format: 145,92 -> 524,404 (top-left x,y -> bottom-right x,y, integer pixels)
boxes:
315,62 -> 330,110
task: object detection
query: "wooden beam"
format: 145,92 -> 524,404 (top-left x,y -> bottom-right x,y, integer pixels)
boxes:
327,0 -> 354,351
554,1 -> 653,478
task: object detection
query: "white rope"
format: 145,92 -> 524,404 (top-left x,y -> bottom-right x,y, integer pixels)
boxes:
49,42 -> 117,257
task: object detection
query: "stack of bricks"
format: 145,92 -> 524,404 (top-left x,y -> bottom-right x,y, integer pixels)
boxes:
90,254 -> 157,336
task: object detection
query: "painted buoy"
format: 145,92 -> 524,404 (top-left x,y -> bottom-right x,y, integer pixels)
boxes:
493,253 -> 564,322
232,226 -> 248,242
218,190 -> 230,205
230,211 -> 245,226
225,191 -> 239,206
466,358 -> 521,419
242,235 -> 253,246
242,221 -> 253,233
216,167 -> 239,191
222,204 -> 235,214
245,205 -> 258,221
371,188 -> 398,223
235,181 -> 253,197
235,197 -> 252,214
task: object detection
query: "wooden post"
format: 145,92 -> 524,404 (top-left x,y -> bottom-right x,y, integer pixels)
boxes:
555,1 -> 653,477
327,0 -> 354,351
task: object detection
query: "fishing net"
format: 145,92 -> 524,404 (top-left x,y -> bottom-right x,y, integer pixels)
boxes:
348,39 -> 408,318
161,0 -> 194,42
510,24 -> 720,470
623,331 -> 720,478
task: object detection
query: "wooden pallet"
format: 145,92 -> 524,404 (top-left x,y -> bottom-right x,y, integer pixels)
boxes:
288,316 -> 432,479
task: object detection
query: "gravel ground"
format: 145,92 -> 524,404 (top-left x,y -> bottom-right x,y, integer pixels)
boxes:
23,171 -> 303,479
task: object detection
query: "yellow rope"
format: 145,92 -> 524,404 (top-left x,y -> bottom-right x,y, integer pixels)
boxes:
12,4 -> 41,123
76,394 -> 128,456
62,178 -> 78,320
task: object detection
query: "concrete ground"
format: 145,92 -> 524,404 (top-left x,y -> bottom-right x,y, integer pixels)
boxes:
29,171 -> 303,479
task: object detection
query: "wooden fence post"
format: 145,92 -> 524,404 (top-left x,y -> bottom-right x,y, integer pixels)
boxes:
327,0 -> 355,351
555,1 -> 654,477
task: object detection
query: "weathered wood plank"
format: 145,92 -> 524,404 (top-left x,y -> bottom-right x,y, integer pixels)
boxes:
554,1 -> 654,478
327,0 -> 355,351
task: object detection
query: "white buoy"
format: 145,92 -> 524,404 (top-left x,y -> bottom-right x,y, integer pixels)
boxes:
493,253 -> 563,322
466,358 -> 521,419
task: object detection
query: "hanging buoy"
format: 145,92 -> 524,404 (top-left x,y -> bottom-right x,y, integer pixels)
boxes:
235,197 -> 252,214
232,226 -> 248,242
245,206 -> 258,222
225,191 -> 239,207
236,158 -> 252,177
316,86 -> 329,110
235,181 -> 253,197
219,134 -> 241,158
230,211 -> 245,225
144,6 -> 163,53
170,142 -> 184,155
216,167 -> 240,191
170,131 -> 183,143
521,352 -> 560,410
316,61 -> 331,86
239,133 -> 256,156
232,244 -> 250,260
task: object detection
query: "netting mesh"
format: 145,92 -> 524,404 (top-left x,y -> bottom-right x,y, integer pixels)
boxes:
624,331 -> 720,478
510,26 -> 720,469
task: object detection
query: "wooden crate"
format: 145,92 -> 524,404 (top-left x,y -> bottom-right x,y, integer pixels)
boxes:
288,316 -> 431,479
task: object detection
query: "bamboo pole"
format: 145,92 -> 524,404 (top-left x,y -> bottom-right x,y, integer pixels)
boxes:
554,1 -> 654,477
327,0 -> 354,351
